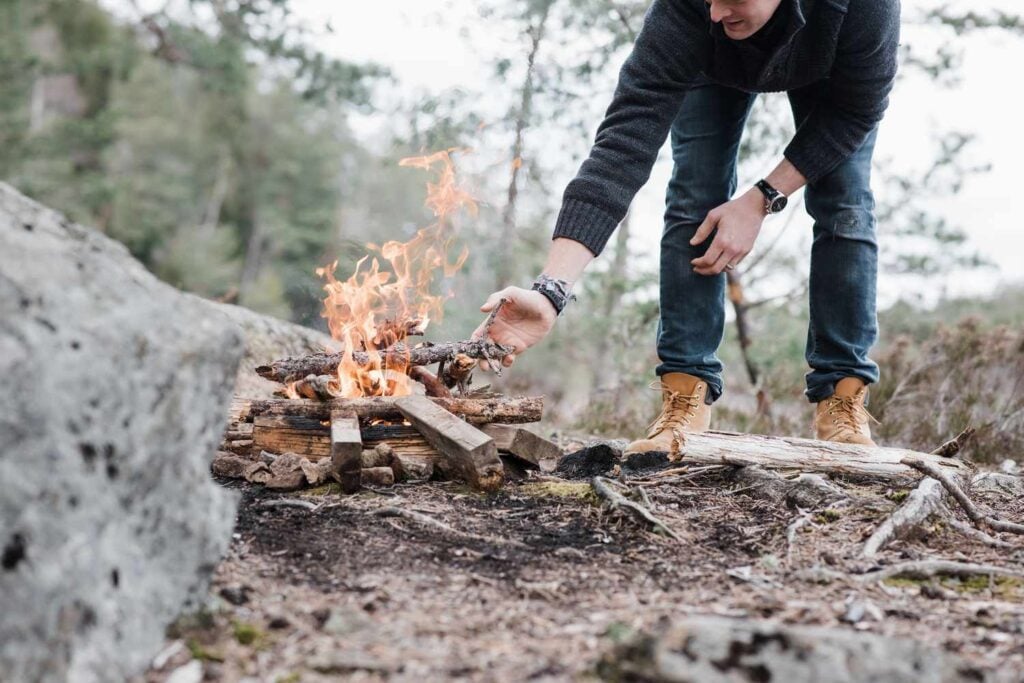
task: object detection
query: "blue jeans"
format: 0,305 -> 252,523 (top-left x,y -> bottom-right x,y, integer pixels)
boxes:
657,82 -> 880,404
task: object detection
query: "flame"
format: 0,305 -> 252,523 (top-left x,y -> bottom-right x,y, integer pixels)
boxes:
318,150 -> 475,397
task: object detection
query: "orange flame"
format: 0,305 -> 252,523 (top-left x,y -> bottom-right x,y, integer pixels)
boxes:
317,150 -> 474,397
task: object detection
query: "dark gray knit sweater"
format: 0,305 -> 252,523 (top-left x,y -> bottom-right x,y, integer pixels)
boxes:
554,0 -> 901,256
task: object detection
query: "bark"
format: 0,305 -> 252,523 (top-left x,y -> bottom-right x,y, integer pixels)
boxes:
255,339 -> 513,384
396,396 -> 504,492
669,430 -> 971,480
240,395 -> 544,425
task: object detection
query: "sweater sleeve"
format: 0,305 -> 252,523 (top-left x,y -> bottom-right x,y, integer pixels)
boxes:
784,0 -> 900,185
553,0 -> 705,256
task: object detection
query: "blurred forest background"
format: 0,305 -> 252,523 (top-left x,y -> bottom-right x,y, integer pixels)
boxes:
1,0 -> 1022,462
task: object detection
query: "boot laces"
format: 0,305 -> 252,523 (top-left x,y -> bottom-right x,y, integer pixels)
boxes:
647,385 -> 703,437
824,390 -> 879,435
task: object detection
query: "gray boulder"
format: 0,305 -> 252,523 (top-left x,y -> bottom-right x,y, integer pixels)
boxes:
599,615 -> 1004,683
0,183 -> 241,682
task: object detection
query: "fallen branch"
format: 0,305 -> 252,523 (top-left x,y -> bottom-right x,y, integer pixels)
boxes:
255,339 -> 514,384
408,366 -> 452,398
861,478 -> 946,558
592,476 -> 680,540
902,457 -> 1024,535
930,426 -> 975,459
862,428 -> 984,558
857,560 -> 1024,583
257,498 -> 319,512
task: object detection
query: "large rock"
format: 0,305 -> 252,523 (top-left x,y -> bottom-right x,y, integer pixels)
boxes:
0,183 -> 242,682
598,616 -> 1005,683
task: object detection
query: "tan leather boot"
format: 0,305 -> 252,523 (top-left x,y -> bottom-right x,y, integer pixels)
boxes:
814,377 -> 878,446
625,373 -> 712,455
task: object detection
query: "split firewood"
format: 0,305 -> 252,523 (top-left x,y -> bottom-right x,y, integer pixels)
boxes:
254,339 -> 514,384
361,467 -> 395,487
480,423 -> 561,468
244,395 -> 543,425
253,415 -> 331,459
330,410 -> 362,494
396,395 -> 504,491
360,443 -> 406,481
210,452 -> 252,480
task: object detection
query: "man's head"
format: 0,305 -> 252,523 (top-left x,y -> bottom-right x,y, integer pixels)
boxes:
706,0 -> 785,40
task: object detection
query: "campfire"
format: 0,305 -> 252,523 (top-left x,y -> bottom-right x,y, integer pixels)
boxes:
216,151 -> 559,492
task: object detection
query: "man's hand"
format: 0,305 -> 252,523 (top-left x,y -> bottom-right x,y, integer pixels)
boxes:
471,286 -> 558,368
689,188 -> 766,276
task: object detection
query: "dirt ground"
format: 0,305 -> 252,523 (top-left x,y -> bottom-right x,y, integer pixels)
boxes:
143,453 -> 1024,682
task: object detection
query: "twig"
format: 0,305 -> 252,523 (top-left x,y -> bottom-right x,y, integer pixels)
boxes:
930,426 -> 976,458
856,560 -> 1024,583
257,498 -> 319,511
591,476 -> 680,540
902,457 -> 1024,535
372,507 -> 527,548
786,510 -> 814,561
946,515 -> 1015,549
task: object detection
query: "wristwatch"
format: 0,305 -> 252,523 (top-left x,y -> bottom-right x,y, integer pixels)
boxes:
755,179 -> 788,214
531,274 -> 576,315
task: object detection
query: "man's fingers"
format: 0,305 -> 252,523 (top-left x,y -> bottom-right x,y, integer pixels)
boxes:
690,241 -> 724,269
689,214 -> 716,246
694,250 -> 734,276
502,353 -> 516,367
479,288 -> 510,313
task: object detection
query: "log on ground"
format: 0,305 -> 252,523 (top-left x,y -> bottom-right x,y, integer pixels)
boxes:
673,430 -> 971,480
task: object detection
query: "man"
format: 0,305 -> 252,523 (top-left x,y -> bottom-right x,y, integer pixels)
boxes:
474,0 -> 900,452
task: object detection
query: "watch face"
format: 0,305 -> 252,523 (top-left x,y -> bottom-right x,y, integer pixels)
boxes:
770,195 -> 788,213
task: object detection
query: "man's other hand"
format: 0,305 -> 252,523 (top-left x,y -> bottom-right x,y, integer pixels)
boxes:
689,189 -> 766,276
471,287 -> 558,368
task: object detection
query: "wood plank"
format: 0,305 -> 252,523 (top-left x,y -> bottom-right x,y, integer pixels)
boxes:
331,410 -> 362,494
244,395 -> 543,425
480,424 -> 560,469
396,396 -> 504,491
674,430 -> 972,480
252,415 -> 330,459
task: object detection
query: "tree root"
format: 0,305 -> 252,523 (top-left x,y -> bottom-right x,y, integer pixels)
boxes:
592,476 -> 681,540
731,465 -> 850,509
857,560 -> 1024,583
902,457 -> 1024,535
861,477 -> 946,558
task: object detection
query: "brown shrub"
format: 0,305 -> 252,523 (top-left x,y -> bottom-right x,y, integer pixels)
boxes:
871,318 -> 1024,464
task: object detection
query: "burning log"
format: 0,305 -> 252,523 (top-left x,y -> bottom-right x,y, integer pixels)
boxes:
289,374 -> 340,400
440,353 -> 476,392
254,339 -> 513,385
396,396 -> 504,491
408,366 -> 451,398
242,395 -> 543,425
330,410 -> 362,494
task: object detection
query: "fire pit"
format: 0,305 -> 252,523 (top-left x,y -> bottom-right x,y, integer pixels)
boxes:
215,151 -> 561,492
